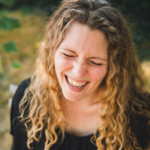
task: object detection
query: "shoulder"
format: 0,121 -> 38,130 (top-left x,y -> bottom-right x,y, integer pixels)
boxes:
10,78 -> 31,136
130,91 -> 150,149
12,78 -> 31,110
13,78 -> 31,101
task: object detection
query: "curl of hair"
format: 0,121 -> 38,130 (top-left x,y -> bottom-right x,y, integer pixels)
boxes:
18,0 -> 150,150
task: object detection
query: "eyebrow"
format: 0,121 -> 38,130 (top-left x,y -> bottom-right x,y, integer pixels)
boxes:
61,48 -> 108,62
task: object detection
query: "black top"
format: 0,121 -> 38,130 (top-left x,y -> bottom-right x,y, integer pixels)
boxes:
10,78 -> 150,150
10,78 -> 96,150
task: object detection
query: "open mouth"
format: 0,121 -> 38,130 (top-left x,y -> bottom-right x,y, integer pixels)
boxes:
64,75 -> 89,89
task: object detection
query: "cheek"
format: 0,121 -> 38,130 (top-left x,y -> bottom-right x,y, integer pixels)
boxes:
89,66 -> 108,81
55,56 -> 72,74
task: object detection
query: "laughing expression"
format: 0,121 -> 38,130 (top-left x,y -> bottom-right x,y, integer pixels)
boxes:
54,22 -> 108,102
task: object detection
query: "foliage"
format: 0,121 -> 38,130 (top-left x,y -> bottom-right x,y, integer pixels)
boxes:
0,16 -> 21,30
2,0 -> 150,60
11,61 -> 22,68
2,41 -> 18,53
0,58 -> 3,72
2,0 -> 61,14
0,16 -> 21,73
111,0 -> 150,60
2,0 -> 19,9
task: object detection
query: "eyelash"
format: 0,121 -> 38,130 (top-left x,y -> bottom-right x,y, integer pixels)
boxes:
62,53 -> 102,66
63,53 -> 74,57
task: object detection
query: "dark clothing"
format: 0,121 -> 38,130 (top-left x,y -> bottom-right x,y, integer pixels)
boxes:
10,78 -> 150,150
10,78 -> 96,150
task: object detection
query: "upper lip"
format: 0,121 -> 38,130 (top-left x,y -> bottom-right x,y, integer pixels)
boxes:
65,74 -> 90,83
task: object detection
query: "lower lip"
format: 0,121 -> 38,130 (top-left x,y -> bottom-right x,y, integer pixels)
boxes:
65,75 -> 89,92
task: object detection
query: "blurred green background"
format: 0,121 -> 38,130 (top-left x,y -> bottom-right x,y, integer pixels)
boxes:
0,0 -> 150,149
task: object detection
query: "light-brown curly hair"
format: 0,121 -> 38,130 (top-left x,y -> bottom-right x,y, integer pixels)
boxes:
19,0 -> 150,150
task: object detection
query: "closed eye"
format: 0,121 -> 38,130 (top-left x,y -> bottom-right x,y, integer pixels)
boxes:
90,61 -> 102,66
62,53 -> 102,66
62,53 -> 74,57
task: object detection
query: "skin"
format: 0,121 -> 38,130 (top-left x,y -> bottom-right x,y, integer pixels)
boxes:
54,22 -> 109,136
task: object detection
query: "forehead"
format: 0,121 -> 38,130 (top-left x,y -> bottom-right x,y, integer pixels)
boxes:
60,22 -> 108,58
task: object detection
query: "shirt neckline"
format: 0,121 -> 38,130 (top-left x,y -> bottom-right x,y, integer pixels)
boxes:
65,131 -> 93,140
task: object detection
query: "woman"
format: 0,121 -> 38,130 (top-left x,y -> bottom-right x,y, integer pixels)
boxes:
10,0 -> 150,150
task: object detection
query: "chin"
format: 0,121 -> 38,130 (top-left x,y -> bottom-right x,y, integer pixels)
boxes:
62,92 -> 81,102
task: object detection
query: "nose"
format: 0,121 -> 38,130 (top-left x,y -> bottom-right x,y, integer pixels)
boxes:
72,59 -> 87,79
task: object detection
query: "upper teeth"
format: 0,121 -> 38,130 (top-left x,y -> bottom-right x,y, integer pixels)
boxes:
67,76 -> 87,86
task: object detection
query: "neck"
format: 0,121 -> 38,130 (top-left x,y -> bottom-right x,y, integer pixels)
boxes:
61,95 -> 103,116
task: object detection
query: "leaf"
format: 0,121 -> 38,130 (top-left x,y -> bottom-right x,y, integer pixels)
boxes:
0,58 -> 4,73
0,16 -> 21,30
11,61 -> 22,69
0,16 -> 20,30
2,41 -> 18,53
0,73 -> 5,81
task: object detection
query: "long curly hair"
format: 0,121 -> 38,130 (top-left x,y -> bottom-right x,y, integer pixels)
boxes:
19,0 -> 150,150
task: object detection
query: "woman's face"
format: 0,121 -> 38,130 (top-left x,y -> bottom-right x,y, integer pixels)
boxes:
54,22 -> 108,102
